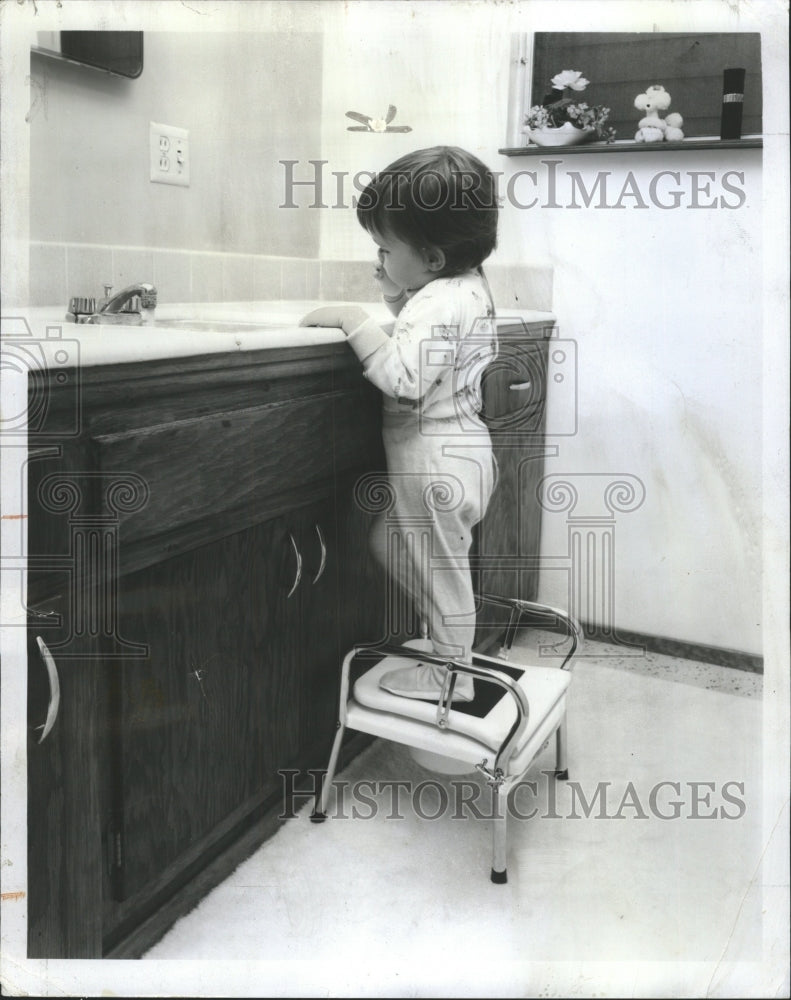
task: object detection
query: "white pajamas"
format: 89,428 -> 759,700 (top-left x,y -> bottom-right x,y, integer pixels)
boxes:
347,270 -> 498,660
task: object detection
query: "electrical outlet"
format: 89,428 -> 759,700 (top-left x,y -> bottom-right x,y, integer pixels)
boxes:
150,122 -> 190,187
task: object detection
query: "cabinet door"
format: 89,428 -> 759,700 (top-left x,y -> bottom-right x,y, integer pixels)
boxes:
107,516 -> 299,903
276,493 -> 378,770
333,470 -> 389,653
27,592 -> 103,958
293,505 -> 341,764
297,481 -> 389,769
474,339 -> 549,648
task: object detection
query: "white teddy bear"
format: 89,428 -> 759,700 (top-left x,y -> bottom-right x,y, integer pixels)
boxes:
634,84 -> 685,142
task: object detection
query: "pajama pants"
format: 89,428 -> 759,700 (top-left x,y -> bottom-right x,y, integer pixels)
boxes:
369,409 -> 496,662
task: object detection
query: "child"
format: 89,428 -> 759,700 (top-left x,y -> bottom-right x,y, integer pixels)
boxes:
300,145 -> 498,702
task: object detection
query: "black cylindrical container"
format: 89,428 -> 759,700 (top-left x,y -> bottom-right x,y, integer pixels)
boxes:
720,68 -> 746,140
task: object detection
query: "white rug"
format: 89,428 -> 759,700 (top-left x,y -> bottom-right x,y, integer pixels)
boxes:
143,657 -> 767,997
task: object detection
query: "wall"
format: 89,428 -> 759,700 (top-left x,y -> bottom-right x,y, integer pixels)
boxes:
26,23 -> 549,311
501,149 -> 763,655
316,2 -> 767,656
29,30 -> 323,303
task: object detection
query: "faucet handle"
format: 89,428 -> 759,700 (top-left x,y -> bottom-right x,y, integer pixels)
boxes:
103,284 -> 113,298
140,286 -> 157,310
69,296 -> 96,316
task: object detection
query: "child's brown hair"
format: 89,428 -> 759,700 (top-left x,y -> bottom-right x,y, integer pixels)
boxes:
356,146 -> 499,276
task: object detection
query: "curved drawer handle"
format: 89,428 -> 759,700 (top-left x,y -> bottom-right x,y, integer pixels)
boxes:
312,524 -> 327,585
286,532 -> 303,598
29,606 -> 59,620
509,380 -> 532,391
35,636 -> 61,744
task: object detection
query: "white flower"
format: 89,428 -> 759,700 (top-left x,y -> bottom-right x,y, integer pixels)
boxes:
369,118 -> 388,132
551,70 -> 589,92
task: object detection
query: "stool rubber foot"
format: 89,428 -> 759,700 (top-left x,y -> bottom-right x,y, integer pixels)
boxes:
555,768 -> 569,781
490,868 -> 507,884
310,811 -> 327,823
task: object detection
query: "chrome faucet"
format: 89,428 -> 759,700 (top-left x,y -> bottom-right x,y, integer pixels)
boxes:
68,283 -> 157,325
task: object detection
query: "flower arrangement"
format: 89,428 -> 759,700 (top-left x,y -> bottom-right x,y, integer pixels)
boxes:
524,70 -> 617,143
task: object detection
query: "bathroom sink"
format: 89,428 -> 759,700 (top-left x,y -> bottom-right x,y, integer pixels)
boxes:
154,317 -> 288,333
7,301 -> 401,368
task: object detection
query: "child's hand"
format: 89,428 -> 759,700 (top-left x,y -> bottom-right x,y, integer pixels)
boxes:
299,305 -> 368,336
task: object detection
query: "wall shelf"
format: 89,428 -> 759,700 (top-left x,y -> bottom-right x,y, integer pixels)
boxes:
499,137 -> 763,157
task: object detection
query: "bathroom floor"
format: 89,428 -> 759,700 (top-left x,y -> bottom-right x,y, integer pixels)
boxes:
143,636 -> 767,998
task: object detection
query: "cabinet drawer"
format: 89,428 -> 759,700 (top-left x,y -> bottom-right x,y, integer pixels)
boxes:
91,390 -> 380,543
481,341 -> 546,433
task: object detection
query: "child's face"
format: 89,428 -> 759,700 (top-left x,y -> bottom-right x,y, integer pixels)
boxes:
370,228 -> 434,293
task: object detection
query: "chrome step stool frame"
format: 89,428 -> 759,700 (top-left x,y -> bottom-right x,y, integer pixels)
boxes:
311,595 -> 582,883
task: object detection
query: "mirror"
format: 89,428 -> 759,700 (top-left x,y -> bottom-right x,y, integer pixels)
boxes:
32,31 -> 144,79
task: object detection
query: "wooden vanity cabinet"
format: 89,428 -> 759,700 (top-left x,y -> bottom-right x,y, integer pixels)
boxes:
25,319 -> 551,957
26,343 -> 385,957
474,321 -> 553,646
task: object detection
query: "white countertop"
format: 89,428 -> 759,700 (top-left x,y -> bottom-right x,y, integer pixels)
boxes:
1,301 -> 556,369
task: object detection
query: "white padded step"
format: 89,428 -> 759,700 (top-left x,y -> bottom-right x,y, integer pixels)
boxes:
352,652 -> 570,754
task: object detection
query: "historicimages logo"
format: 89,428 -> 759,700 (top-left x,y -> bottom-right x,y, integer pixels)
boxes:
279,769 -> 747,822
279,159 -> 748,211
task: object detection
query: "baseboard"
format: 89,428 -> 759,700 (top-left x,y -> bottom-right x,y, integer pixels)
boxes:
579,623 -> 763,674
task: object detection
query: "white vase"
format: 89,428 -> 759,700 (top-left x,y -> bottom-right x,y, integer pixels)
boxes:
525,122 -> 596,147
